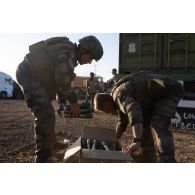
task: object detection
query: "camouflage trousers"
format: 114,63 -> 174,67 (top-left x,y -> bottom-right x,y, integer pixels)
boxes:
127,97 -> 178,163
16,67 -> 56,161
85,93 -> 96,108
134,123 -> 175,163
26,88 -> 56,160
150,97 -> 177,163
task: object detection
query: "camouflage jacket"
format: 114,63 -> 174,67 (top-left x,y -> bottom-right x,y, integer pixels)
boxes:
86,78 -> 98,94
112,74 -> 123,85
17,37 -> 78,102
111,71 -> 184,131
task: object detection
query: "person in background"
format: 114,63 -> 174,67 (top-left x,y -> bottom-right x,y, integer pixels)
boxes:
16,35 -> 103,162
85,72 -> 99,109
112,68 -> 120,84
94,71 -> 184,163
108,68 -> 122,88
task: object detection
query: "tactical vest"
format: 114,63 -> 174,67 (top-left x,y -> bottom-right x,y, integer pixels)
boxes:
112,71 -> 174,102
29,37 -> 71,53
111,71 -> 148,101
24,37 -> 77,93
28,37 -> 76,66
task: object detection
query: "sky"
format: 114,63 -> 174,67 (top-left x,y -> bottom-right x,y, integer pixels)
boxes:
0,33 -> 119,82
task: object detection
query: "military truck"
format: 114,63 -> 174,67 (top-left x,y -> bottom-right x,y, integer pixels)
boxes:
118,33 -> 195,130
71,75 -> 104,101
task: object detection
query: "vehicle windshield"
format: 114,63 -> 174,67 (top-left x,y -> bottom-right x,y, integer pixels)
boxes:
5,78 -> 13,85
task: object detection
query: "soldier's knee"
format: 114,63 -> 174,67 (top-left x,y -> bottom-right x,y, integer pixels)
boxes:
36,110 -> 55,122
151,115 -> 170,130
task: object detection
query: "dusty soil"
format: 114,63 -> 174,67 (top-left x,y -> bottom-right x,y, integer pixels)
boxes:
0,99 -> 195,163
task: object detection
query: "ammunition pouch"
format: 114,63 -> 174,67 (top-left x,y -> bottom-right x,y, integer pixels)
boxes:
147,78 -> 184,101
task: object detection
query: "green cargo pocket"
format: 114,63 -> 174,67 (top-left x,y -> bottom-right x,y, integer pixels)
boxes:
153,98 -> 178,118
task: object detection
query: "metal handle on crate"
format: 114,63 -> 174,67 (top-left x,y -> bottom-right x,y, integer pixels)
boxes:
92,140 -> 97,150
101,141 -> 111,151
87,139 -> 91,149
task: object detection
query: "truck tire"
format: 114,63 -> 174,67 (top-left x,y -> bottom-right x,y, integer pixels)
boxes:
0,91 -> 7,99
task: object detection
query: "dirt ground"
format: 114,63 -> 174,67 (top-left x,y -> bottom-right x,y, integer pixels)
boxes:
0,99 -> 195,163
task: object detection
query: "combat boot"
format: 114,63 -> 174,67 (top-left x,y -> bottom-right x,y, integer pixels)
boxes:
53,140 -> 69,151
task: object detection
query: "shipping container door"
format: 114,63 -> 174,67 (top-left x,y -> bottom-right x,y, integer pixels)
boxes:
119,33 -> 163,74
163,33 -> 195,72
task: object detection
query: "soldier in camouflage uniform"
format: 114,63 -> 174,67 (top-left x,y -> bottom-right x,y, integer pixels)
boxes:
108,68 -> 123,89
16,36 -> 103,163
111,68 -> 121,85
94,71 -> 184,162
85,72 -> 99,109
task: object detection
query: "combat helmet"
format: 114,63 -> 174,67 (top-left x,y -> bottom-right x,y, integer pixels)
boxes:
90,72 -> 95,77
79,35 -> 103,61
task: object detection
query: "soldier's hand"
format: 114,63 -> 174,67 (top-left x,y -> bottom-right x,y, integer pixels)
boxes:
123,142 -> 141,156
69,102 -> 80,118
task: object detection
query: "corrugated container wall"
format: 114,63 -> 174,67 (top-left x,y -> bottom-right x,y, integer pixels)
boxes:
119,33 -> 195,80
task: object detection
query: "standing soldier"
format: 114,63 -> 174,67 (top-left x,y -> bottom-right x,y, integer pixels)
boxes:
85,72 -> 99,109
108,68 -> 122,88
111,68 -> 121,85
16,35 -> 103,162
95,71 -> 184,162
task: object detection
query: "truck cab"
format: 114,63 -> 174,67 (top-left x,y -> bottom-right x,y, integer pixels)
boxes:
0,72 -> 14,99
